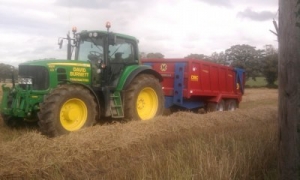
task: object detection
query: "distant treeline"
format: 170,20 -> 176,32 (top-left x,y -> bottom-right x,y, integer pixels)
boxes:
0,63 -> 18,83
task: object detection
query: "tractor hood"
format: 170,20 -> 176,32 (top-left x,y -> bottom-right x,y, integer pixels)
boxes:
19,59 -> 90,68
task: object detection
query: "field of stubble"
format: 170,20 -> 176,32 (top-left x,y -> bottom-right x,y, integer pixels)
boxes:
0,88 -> 278,179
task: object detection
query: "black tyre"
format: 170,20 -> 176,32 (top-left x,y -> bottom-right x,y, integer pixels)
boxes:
38,85 -> 98,137
124,74 -> 164,120
225,99 -> 237,111
207,99 -> 225,112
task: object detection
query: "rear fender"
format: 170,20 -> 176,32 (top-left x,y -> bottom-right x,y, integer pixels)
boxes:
116,65 -> 163,91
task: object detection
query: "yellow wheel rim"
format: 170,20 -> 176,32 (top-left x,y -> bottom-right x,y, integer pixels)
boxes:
60,98 -> 87,131
136,87 -> 159,120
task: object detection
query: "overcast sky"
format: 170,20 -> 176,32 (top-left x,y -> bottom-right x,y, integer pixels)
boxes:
0,0 -> 278,66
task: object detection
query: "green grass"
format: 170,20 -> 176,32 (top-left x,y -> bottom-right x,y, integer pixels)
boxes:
245,77 -> 278,88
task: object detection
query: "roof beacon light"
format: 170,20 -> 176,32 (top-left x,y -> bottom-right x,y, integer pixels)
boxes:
106,21 -> 111,31
72,26 -> 77,33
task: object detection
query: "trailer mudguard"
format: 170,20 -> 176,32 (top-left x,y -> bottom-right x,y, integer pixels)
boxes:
235,68 -> 245,94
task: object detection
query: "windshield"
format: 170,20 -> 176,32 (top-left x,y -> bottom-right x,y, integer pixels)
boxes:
109,38 -> 135,63
77,37 -> 104,61
77,36 -> 136,64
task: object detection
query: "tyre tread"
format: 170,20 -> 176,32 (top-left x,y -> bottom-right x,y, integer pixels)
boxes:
38,84 -> 97,137
124,74 -> 164,120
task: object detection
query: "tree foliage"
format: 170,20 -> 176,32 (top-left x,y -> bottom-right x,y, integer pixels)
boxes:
261,45 -> 278,85
139,52 -> 147,59
184,53 -> 209,60
210,52 -> 227,65
0,63 -> 18,83
225,44 -> 264,80
146,52 -> 164,59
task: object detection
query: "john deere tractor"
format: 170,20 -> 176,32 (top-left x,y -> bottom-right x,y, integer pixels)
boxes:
0,23 -> 164,137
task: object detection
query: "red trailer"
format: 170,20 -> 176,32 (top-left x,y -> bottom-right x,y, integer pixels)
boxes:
141,58 -> 245,111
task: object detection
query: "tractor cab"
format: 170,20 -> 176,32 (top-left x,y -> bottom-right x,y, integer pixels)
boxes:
62,22 -> 140,88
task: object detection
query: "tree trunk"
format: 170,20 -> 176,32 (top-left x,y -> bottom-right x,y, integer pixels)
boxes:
278,0 -> 300,179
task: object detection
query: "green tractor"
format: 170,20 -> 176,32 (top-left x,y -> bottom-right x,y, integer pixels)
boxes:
0,23 -> 164,137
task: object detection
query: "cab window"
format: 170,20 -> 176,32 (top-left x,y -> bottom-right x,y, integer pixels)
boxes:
78,38 -> 104,61
109,38 -> 136,63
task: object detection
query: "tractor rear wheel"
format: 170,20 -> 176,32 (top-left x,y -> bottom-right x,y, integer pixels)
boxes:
124,74 -> 164,120
38,85 -> 97,137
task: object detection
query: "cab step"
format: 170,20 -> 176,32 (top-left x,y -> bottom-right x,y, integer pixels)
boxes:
110,92 -> 124,118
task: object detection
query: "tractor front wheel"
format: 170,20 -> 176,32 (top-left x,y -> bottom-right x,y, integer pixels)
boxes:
38,85 -> 98,137
124,74 -> 164,120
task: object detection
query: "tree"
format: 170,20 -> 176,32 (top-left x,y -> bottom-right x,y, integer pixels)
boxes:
261,45 -> 278,85
184,53 -> 209,60
262,53 -> 278,85
0,63 -> 15,83
146,52 -> 164,59
278,0 -> 300,179
139,52 -> 147,59
209,51 -> 228,65
225,44 -> 263,80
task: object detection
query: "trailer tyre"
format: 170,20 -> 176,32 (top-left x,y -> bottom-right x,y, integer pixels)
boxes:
207,100 -> 225,112
38,85 -> 97,137
225,99 -> 237,111
124,74 -> 164,120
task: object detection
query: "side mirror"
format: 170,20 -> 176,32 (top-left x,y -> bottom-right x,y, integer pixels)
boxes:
58,39 -> 63,49
108,33 -> 116,45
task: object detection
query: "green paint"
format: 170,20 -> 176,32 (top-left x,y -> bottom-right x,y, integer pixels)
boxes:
116,65 -> 141,90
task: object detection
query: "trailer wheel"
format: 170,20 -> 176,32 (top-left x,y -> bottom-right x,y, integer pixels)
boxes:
38,85 -> 97,137
124,74 -> 164,120
225,99 -> 237,111
207,100 -> 225,112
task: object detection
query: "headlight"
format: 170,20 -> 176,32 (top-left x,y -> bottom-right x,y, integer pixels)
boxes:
93,32 -> 98,37
89,32 -> 93,37
18,77 -> 32,85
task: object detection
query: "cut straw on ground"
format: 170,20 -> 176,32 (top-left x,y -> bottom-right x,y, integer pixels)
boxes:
0,89 -> 278,179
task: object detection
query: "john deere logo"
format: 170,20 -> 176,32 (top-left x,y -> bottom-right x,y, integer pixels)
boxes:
160,63 -> 167,71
